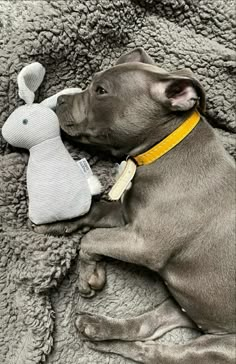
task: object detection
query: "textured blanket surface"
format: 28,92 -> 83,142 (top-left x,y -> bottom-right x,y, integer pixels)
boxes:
0,1 -> 235,363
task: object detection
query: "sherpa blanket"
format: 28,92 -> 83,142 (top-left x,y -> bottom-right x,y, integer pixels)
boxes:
0,1 -> 235,363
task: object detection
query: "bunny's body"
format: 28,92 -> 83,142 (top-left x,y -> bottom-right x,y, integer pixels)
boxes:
2,63 -> 101,225
28,134 -> 91,224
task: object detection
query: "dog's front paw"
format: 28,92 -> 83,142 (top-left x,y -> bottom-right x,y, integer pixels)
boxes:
76,312 -> 110,340
64,222 -> 90,235
78,253 -> 106,298
31,221 -> 67,236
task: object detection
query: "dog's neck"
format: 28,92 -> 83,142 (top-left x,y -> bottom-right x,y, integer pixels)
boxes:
133,116 -> 221,181
128,109 -> 197,158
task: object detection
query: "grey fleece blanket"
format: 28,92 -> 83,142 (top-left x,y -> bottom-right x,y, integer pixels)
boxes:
0,1 -> 235,363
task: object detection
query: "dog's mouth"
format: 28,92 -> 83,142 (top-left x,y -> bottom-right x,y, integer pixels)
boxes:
56,101 -> 127,158
61,125 -> 126,158
56,104 -> 78,134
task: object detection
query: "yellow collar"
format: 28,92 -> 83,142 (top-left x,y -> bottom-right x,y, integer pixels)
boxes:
133,110 -> 201,166
108,110 -> 201,201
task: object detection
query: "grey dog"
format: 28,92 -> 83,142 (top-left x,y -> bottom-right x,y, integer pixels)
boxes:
35,48 -> 235,363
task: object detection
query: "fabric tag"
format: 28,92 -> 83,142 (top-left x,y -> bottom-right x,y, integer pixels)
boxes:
77,158 -> 93,178
108,159 -> 136,201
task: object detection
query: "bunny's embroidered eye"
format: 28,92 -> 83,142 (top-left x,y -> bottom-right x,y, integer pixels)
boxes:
22,119 -> 28,125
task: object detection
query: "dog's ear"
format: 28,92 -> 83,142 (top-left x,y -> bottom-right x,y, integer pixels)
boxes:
151,70 -> 206,112
115,47 -> 155,65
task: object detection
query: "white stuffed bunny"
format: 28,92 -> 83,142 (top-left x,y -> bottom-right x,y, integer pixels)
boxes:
2,62 -> 101,225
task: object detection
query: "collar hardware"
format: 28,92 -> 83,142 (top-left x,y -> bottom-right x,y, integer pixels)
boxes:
108,158 -> 137,201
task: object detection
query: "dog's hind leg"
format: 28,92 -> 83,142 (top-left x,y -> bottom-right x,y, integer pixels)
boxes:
86,333 -> 236,364
76,297 -> 196,341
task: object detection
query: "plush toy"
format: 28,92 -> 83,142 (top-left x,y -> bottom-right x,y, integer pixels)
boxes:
2,62 -> 101,225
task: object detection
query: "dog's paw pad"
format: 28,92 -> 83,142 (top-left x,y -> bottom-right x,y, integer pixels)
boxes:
88,262 -> 106,290
76,313 -> 106,340
84,325 -> 97,337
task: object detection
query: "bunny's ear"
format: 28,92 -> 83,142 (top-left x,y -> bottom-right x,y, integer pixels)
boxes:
18,62 -> 46,105
41,88 -> 82,109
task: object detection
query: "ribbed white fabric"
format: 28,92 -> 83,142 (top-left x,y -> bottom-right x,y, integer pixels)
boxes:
2,104 -> 60,149
28,136 -> 91,224
18,62 -> 45,104
2,62 -> 96,225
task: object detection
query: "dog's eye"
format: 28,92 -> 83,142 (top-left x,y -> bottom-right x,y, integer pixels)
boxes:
95,86 -> 107,95
22,119 -> 29,125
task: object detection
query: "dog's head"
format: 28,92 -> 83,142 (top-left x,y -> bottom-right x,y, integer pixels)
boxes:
57,48 -> 205,157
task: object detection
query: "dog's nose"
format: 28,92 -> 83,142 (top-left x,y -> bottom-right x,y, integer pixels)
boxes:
57,95 -> 66,105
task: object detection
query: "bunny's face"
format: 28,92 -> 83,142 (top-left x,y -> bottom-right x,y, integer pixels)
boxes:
2,104 -> 60,150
